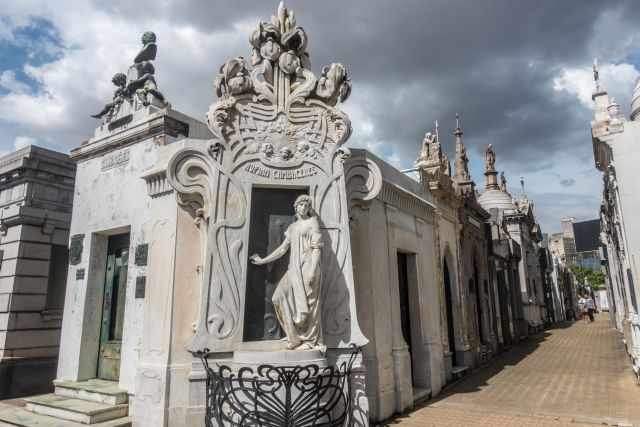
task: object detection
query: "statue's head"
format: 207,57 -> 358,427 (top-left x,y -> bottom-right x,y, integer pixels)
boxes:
294,194 -> 313,218
142,31 -> 157,45
112,73 -> 127,87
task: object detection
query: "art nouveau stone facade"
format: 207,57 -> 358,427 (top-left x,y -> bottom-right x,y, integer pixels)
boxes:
0,146 -> 75,398
591,66 -> 640,376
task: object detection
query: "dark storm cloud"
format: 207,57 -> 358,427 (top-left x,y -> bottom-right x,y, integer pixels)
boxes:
119,0 -> 633,170
91,1 -> 637,171
3,0 -> 639,232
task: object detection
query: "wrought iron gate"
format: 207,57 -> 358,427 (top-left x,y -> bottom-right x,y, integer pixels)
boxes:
197,347 -> 360,427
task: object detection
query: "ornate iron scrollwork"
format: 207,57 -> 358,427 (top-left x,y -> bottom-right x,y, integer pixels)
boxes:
197,347 -> 360,427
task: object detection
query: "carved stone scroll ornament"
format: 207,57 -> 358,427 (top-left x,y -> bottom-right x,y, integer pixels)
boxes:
345,155 -> 383,210
167,145 -> 246,350
166,2 -> 366,353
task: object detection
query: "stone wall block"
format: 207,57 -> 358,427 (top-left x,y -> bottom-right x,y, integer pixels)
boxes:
0,346 -> 59,359
17,242 -> 53,260
1,329 -> 61,349
14,259 -> 51,277
0,276 -> 48,294
0,225 -> 22,244
5,294 -> 47,313
18,224 -> 54,244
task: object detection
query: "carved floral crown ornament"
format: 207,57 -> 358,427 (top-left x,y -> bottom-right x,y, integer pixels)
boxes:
207,1 -> 353,166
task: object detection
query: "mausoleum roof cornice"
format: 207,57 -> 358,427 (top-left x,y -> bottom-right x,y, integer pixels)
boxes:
71,108 -> 195,162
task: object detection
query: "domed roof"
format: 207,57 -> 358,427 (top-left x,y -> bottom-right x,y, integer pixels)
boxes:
631,77 -> 640,121
478,188 -> 516,211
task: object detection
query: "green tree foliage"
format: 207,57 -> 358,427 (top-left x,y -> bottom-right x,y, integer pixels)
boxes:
569,265 -> 605,290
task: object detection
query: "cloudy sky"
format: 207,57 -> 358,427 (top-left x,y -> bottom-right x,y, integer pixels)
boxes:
1,0 -> 639,233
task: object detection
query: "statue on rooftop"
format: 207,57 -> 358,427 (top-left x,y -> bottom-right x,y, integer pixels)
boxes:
249,195 -> 324,351
126,31 -> 166,106
485,144 -> 496,172
417,132 -> 435,162
91,31 -> 167,122
442,152 -> 451,176
91,73 -> 127,121
500,171 -> 507,191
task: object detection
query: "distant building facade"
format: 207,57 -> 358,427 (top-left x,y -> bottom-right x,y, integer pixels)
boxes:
549,217 -> 600,271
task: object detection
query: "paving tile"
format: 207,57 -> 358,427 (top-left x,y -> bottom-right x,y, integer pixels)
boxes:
382,313 -> 640,427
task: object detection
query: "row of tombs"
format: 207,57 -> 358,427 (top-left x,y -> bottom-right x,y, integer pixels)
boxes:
0,4 -> 573,426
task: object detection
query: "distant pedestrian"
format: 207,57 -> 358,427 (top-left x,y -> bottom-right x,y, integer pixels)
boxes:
578,295 -> 588,322
585,296 -> 595,322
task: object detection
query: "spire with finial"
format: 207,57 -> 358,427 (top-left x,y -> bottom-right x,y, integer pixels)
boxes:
434,119 -> 440,142
454,113 -> 471,183
591,58 -> 610,124
631,76 -> 640,121
593,58 -> 600,92
520,175 -> 527,199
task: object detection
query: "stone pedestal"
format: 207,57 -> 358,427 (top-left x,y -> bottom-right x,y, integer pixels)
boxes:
232,349 -> 327,370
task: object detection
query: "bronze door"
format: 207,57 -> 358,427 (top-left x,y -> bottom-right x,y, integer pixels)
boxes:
98,234 -> 130,381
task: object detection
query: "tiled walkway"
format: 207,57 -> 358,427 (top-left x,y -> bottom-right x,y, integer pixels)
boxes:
383,313 -> 640,426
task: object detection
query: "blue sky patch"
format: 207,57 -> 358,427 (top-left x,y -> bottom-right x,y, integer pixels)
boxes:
0,17 -> 64,94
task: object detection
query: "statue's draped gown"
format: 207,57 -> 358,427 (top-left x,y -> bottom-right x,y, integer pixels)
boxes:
272,216 -> 323,349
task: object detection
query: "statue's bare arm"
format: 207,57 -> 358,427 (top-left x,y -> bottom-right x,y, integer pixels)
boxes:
250,236 -> 291,265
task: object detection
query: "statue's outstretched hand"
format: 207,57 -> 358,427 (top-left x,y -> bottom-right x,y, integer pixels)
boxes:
250,254 -> 263,265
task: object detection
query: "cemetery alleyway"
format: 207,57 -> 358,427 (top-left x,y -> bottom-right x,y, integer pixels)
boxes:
382,313 -> 640,427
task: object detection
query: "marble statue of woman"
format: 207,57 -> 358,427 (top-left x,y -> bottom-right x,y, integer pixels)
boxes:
250,195 -> 324,351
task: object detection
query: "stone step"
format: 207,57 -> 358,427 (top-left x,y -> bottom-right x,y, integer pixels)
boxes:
451,365 -> 469,380
412,387 -> 432,404
54,380 -> 128,405
23,395 -> 128,425
0,404 -> 131,427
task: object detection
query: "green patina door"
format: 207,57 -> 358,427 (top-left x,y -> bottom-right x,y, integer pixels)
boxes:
98,234 -> 130,381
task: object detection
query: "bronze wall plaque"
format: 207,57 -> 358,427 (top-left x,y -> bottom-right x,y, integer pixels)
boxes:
135,276 -> 146,298
69,234 -> 84,265
135,243 -> 148,266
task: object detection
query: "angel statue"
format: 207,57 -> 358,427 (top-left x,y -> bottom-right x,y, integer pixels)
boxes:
250,195 -> 325,351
